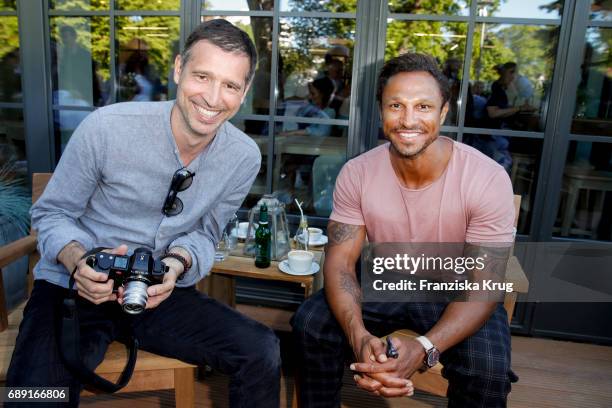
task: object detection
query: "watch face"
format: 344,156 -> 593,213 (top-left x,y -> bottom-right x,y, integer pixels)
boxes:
427,348 -> 440,367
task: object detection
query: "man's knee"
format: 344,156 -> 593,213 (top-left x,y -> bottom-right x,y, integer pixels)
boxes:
445,313 -> 513,383
244,325 -> 281,375
469,347 -> 511,382
261,326 -> 281,371
291,290 -> 334,341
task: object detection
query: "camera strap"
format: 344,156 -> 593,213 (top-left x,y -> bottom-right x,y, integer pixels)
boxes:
58,247 -> 138,393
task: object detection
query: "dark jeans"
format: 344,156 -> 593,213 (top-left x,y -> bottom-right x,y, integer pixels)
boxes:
291,290 -> 517,408
6,280 -> 281,408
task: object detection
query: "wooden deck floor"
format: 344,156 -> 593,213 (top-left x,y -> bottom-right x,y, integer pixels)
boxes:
81,335 -> 612,408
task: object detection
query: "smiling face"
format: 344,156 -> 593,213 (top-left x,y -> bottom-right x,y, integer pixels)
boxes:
173,40 -> 251,141
381,71 -> 448,159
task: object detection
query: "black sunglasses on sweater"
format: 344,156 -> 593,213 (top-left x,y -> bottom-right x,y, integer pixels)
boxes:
162,168 -> 195,216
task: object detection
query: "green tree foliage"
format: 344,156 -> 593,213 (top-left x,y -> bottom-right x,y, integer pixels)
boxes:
48,0 -> 179,98
388,0 -> 467,15
51,0 -> 179,11
471,23 -> 515,83
114,0 -> 179,10
285,0 -> 356,12
50,0 -> 108,10
278,0 -> 355,96
0,0 -> 16,11
115,15 -> 180,85
51,16 -> 110,81
0,16 -> 18,61
385,20 -> 467,69
496,25 -> 557,81
471,23 -> 558,97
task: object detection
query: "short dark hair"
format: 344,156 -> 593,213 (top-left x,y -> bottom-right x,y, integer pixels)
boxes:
181,19 -> 257,85
376,53 -> 450,107
310,77 -> 335,107
503,61 -> 517,71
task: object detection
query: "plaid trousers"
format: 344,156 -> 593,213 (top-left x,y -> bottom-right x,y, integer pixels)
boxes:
291,290 -> 517,408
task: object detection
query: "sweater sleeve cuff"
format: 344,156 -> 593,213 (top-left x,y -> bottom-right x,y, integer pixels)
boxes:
170,238 -> 215,287
43,227 -> 94,266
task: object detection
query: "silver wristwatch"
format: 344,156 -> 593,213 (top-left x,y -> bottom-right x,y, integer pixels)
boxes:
415,336 -> 440,369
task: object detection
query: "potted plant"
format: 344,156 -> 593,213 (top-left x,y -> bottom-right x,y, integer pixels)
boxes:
0,160 -> 31,308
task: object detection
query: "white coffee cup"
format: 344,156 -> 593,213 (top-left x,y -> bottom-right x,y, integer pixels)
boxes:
307,227 -> 323,242
288,250 -> 314,274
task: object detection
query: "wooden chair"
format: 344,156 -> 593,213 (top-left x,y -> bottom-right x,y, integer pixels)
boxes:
385,195 -> 529,397
0,173 -> 197,407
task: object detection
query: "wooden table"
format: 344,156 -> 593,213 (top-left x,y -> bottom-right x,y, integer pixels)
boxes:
198,251 -> 324,331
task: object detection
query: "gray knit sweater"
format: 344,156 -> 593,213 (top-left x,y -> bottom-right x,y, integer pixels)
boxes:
31,100 -> 261,289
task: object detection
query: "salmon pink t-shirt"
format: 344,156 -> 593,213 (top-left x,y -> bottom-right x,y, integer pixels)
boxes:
330,138 -> 515,243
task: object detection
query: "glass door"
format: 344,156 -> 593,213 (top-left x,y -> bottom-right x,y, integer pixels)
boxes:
529,0 -> 612,342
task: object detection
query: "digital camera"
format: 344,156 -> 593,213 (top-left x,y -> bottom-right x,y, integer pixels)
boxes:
86,248 -> 169,314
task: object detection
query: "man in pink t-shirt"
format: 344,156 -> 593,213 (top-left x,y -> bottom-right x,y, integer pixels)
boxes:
292,53 -> 516,407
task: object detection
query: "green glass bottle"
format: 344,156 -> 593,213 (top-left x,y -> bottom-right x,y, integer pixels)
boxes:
255,203 -> 271,268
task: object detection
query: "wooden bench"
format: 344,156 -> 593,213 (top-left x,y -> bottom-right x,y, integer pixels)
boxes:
0,173 -> 196,406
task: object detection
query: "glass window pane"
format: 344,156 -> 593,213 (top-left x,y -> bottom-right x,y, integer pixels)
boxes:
0,0 -> 16,11
468,23 -> 559,132
385,20 -> 468,126
476,0 -> 563,19
0,108 -> 27,176
50,0 -> 108,11
462,134 -> 541,235
203,0 -> 273,11
116,16 -> 180,103
53,108 -> 92,154
554,141 -> 612,241
278,17 -> 355,123
273,121 -> 347,217
590,0 -> 611,21
115,0 -> 179,11
572,27 -> 611,137
50,17 -> 110,107
280,0 -> 356,13
202,16 -> 273,115
388,0 -> 470,16
0,17 -> 21,103
231,118 -> 268,204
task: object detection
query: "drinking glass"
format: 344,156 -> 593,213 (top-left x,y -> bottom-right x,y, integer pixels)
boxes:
215,214 -> 238,261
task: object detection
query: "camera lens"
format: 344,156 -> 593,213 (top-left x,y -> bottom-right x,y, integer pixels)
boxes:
122,280 -> 149,315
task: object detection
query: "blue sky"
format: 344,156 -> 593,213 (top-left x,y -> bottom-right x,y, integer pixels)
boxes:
496,0 -> 559,19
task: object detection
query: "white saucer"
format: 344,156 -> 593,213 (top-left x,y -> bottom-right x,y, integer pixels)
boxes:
279,259 -> 320,276
296,234 -> 328,246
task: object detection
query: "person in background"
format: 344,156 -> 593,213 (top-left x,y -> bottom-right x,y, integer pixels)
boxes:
284,76 -> 336,137
486,62 -> 536,130
505,63 -> 535,108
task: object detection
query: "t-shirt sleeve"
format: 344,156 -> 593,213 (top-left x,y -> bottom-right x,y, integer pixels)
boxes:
329,161 -> 365,225
466,168 -> 516,243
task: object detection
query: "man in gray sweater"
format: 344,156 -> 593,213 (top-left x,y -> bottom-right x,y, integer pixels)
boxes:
7,19 -> 280,407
